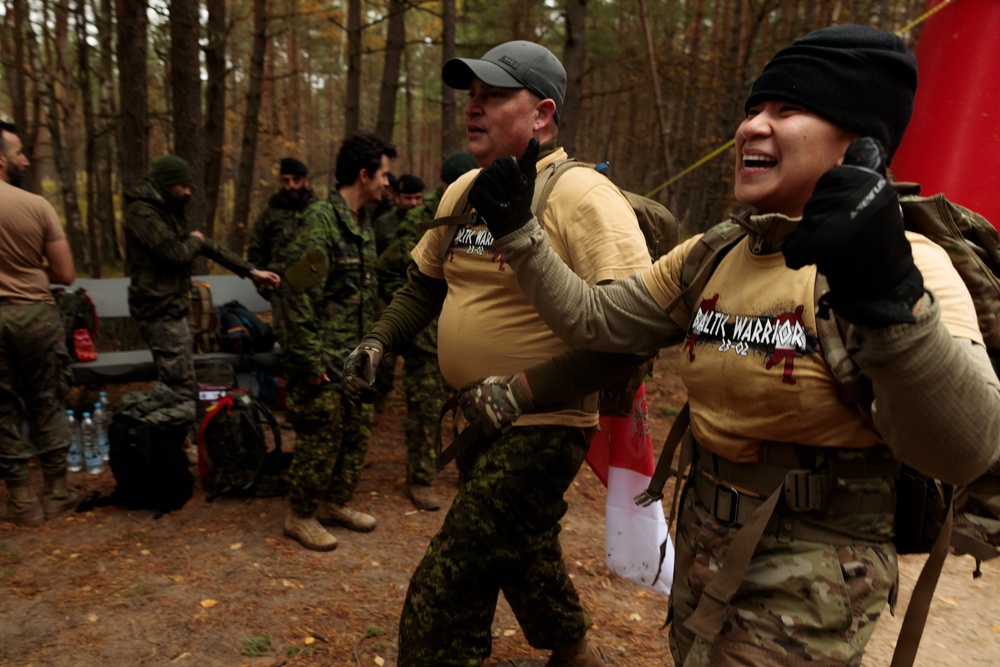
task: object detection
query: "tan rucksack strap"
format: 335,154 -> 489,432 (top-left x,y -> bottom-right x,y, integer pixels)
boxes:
890,487 -> 954,667
666,221 -> 746,324
634,402 -> 691,509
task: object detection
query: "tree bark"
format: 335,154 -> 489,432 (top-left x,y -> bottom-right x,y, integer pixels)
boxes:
344,0 -> 361,135
170,0 -> 207,248
115,0 -> 149,193
560,0 -> 586,158
375,0 -> 406,142
230,0 -> 270,255
440,0 -> 458,156
93,0 -> 119,263
204,0 -> 227,238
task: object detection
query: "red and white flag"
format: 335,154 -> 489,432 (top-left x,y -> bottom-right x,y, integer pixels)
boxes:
586,382 -> 673,595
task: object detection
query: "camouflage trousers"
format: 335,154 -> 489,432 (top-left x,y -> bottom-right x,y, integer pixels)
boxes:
401,347 -> 444,487
285,378 -> 372,514
0,303 -> 72,480
136,315 -> 197,403
398,425 -> 593,667
669,483 -> 897,666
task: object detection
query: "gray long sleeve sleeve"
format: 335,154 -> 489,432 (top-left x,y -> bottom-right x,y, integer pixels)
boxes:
498,218 -> 685,356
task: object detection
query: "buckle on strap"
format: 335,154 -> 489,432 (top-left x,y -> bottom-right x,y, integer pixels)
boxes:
714,484 -> 740,527
783,469 -> 828,512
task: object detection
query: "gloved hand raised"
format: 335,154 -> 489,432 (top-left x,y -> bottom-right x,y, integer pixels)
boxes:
342,338 -> 385,405
782,137 -> 924,327
458,372 -> 535,434
468,138 -> 540,240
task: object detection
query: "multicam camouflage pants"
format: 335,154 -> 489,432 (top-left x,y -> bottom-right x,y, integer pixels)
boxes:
669,483 -> 897,667
136,315 -> 197,403
0,303 -> 72,480
285,378 -> 372,514
398,425 -> 594,667
402,347 -> 444,487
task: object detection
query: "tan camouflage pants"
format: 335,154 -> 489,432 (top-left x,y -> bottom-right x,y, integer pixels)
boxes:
136,315 -> 197,403
670,485 -> 897,666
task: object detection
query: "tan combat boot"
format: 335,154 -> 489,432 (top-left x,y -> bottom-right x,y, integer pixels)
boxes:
546,637 -> 605,667
407,484 -> 441,511
42,474 -> 82,520
283,510 -> 338,551
315,501 -> 376,532
0,479 -> 45,527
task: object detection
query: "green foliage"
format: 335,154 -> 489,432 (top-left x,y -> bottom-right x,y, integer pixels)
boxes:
241,635 -> 271,657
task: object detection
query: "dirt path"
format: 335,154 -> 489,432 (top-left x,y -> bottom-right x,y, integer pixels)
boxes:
1,356 -> 997,666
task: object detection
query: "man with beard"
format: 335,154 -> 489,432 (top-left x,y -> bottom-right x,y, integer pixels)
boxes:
247,157 -> 318,345
123,155 -> 280,418
0,120 -> 80,527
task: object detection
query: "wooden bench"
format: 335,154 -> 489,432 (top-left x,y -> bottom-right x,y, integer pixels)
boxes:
67,275 -> 282,386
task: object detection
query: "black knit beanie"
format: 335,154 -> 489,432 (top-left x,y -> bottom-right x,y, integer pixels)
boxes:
745,24 -> 917,160
280,157 -> 308,177
151,155 -> 193,188
396,174 -> 425,195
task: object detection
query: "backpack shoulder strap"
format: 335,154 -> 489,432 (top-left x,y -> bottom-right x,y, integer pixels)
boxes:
532,159 -> 593,221
664,220 -> 747,325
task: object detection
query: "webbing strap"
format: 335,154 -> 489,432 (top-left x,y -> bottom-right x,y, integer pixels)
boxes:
890,488 -> 954,667
634,402 -> 690,508
683,481 -> 784,642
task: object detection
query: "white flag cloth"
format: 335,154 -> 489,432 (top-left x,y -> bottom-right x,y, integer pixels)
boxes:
586,383 -> 673,595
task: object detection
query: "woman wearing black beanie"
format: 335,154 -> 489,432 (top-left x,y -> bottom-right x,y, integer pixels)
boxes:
455,23 -> 1000,667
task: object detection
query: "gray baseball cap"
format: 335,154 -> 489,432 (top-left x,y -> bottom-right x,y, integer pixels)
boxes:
443,41 -> 566,121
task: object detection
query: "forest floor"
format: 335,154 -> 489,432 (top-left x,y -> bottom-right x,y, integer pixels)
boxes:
1,351 -> 998,667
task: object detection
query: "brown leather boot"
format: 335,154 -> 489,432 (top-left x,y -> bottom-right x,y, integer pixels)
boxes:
0,479 -> 44,527
545,637 -> 605,667
407,484 -> 441,511
42,474 -> 83,520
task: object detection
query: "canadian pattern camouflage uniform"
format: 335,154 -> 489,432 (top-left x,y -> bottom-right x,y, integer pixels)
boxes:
281,190 -> 378,515
398,425 -> 594,664
124,180 -> 257,404
0,303 -> 72,480
376,191 -> 444,487
247,187 -> 317,346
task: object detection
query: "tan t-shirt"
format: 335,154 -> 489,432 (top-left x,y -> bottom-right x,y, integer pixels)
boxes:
412,148 -> 651,428
0,180 -> 65,303
641,230 -> 982,461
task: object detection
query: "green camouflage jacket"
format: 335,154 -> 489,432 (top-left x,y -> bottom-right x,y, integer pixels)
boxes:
123,180 -> 255,320
376,189 -> 441,354
279,190 -> 378,379
247,188 -> 318,274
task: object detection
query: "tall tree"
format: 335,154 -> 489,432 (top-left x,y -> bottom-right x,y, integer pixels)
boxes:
115,0 -> 149,193
344,0 -> 362,135
230,0 -> 270,255
204,0 -> 227,237
440,0 -> 458,155
93,0 -> 119,263
561,0 -> 586,157
169,0 -> 207,253
375,0 -> 406,142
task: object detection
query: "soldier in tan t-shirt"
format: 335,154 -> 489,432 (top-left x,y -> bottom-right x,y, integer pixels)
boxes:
343,42 -> 651,666
0,121 -> 80,527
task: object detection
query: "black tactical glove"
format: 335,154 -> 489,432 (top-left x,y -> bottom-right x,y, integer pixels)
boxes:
342,338 -> 384,405
468,137 -> 540,239
458,372 -> 535,434
782,137 -> 924,327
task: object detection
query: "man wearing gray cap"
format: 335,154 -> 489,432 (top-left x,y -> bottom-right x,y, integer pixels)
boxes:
343,41 -> 650,666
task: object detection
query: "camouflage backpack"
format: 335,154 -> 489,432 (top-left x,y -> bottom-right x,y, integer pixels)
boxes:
189,279 -> 217,353
52,286 -> 99,362
196,390 -> 290,501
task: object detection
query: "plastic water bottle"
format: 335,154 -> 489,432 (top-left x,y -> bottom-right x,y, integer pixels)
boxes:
66,410 -> 83,472
81,412 -> 103,475
93,401 -> 110,461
